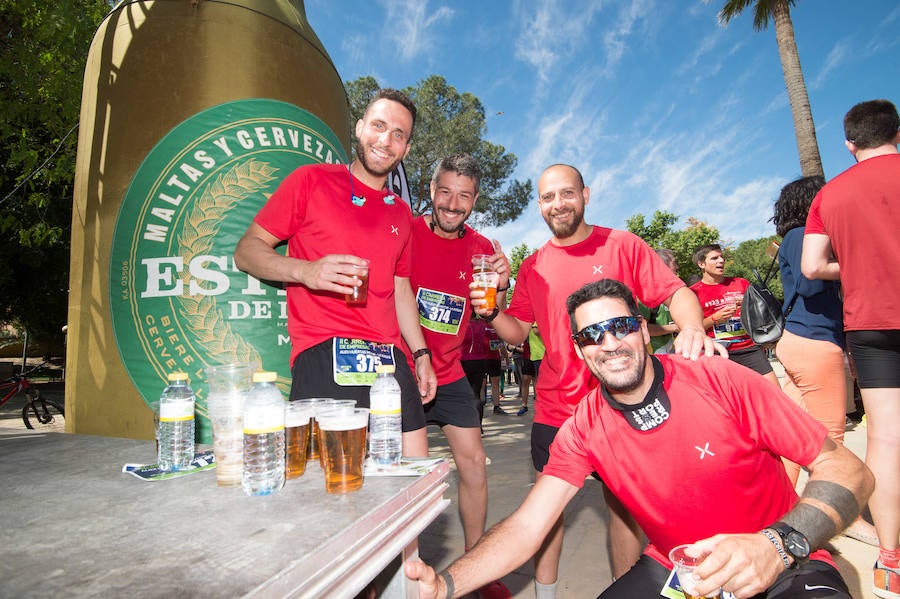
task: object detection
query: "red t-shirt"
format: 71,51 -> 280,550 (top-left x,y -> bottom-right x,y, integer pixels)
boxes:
544,355 -> 833,569
254,163 -> 412,365
689,277 -> 753,351
805,153 -> 900,331
505,226 -> 684,427
406,217 -> 493,385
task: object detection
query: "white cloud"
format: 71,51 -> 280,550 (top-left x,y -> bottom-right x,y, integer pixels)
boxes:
379,1 -> 455,62
810,39 -> 850,90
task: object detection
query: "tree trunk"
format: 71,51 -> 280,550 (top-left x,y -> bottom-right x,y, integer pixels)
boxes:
772,0 -> 824,177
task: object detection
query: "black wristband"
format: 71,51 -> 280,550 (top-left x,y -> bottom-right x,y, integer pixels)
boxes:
482,307 -> 500,322
496,283 -> 510,292
412,348 -> 432,361
439,570 -> 454,599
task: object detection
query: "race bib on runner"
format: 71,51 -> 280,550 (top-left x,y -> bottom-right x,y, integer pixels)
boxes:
332,338 -> 395,386
661,569 -> 735,599
416,287 -> 465,335
713,317 -> 747,342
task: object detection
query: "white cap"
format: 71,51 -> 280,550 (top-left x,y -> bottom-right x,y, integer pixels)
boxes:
167,372 -> 188,382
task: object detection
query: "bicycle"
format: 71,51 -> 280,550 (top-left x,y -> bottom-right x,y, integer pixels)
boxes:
0,361 -> 65,432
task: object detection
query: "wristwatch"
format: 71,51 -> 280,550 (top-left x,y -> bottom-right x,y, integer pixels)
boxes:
412,348 -> 432,361
769,522 -> 811,568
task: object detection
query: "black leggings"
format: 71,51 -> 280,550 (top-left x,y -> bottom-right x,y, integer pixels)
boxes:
598,555 -> 850,598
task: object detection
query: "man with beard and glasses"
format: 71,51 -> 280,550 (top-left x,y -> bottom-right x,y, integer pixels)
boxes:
234,88 -> 436,457
406,279 -> 873,599
465,164 -> 723,597
405,153 -> 511,598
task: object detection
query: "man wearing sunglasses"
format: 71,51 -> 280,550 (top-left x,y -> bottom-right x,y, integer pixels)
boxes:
465,163 -> 723,597
407,279 -> 873,599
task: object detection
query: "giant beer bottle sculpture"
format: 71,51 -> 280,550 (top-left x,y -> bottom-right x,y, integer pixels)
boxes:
69,0 -> 349,440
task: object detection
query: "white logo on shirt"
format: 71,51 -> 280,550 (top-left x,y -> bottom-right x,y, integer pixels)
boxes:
695,442 -> 715,459
391,225 -> 399,236
593,265 -> 604,275
458,271 -> 467,280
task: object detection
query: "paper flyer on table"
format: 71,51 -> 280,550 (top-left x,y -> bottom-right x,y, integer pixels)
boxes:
122,449 -> 216,481
364,457 -> 444,477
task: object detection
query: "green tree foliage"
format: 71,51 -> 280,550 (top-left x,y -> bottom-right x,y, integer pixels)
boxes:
508,242 -> 535,280
345,75 -> 532,228
718,0 -> 823,177
0,0 -> 110,349
728,235 -> 784,300
626,211 -> 721,281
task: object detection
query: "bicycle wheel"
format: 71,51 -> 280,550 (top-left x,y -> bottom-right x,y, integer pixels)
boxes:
22,391 -> 66,433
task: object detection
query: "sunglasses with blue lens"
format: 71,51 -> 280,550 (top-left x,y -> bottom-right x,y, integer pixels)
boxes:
572,316 -> 642,347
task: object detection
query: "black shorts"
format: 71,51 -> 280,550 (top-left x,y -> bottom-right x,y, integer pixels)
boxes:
485,359 -> 502,377
846,329 -> 900,388
729,345 -> 774,376
531,421 -> 559,471
598,555 -> 849,599
461,359 -> 486,396
289,339 -> 426,432
521,358 -> 537,377
424,377 -> 481,429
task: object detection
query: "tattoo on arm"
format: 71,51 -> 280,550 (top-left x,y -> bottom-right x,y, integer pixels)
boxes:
782,481 -> 859,549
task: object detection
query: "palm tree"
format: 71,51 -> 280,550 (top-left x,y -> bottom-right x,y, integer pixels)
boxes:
719,0 -> 824,177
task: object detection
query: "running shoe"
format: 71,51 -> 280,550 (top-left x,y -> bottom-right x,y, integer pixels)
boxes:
478,579 -> 512,599
874,561 -> 900,598
493,405 -> 507,415
517,405 -> 528,416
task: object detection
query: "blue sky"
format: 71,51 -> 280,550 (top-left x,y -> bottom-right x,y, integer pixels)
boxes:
306,0 -> 900,253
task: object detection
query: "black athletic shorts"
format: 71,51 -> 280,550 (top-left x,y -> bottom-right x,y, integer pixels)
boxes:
598,554 -> 849,598
846,329 -> 900,388
485,358 -> 502,377
461,359 -> 486,397
521,358 -> 537,377
289,338 -> 426,432
729,345 -> 774,376
531,421 -> 559,471
424,377 -> 481,429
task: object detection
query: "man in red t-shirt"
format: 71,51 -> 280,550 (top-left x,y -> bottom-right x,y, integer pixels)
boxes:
406,279 -> 873,599
690,243 -> 779,386
466,164 -> 723,596
405,153 -> 512,599
801,98 -> 900,597
234,89 -> 436,457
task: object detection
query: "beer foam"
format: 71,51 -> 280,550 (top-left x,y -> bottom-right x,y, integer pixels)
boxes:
317,410 -> 368,431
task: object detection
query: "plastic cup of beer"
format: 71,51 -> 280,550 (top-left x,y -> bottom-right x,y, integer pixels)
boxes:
472,254 -> 499,311
284,400 -> 315,479
305,399 -> 356,466
668,544 -> 721,599
205,362 -> 256,486
317,406 -> 369,494
345,264 -> 369,306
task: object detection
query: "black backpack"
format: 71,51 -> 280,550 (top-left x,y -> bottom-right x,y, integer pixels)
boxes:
740,255 -> 796,346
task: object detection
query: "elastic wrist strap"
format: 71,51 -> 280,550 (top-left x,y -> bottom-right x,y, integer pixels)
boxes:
439,571 -> 454,599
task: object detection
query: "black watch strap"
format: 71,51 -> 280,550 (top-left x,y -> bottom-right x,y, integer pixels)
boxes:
412,348 -> 432,360
770,522 -> 810,568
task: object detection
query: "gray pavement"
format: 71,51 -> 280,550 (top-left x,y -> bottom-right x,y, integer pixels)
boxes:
1,369 -> 879,598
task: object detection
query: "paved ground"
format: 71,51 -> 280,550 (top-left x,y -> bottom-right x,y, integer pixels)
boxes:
1,366 -> 879,598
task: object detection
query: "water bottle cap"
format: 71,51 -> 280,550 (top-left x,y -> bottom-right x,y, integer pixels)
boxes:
375,364 -> 396,374
252,371 -> 278,383
167,372 -> 189,382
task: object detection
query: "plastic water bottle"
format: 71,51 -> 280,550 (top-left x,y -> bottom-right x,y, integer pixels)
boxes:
368,364 -> 402,466
242,371 -> 285,496
158,372 -> 195,471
